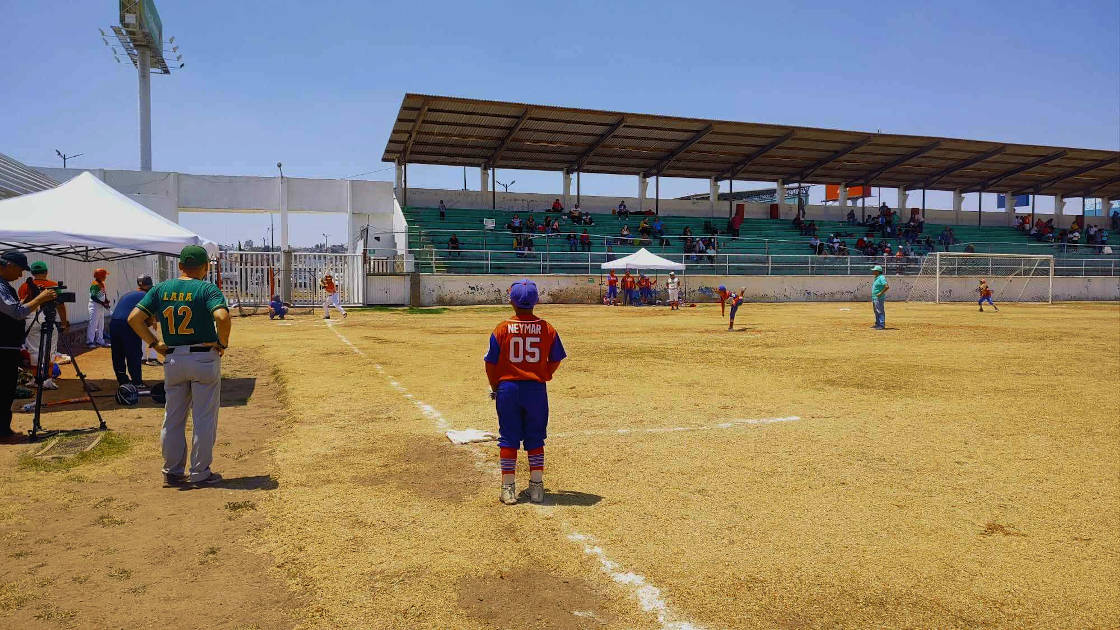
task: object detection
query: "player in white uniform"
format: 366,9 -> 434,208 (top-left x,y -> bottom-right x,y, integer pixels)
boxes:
666,271 -> 681,310
321,274 -> 347,320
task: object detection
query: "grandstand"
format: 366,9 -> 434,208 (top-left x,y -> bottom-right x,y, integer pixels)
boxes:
401,203 -> 1119,276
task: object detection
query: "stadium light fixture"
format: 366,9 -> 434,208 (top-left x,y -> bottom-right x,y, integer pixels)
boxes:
55,149 -> 85,168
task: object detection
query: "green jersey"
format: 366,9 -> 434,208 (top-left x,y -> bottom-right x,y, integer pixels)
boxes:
89,282 -> 108,305
871,275 -> 887,300
136,278 -> 228,347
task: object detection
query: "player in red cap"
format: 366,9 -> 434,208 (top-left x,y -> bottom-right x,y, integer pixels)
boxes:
484,279 -> 566,505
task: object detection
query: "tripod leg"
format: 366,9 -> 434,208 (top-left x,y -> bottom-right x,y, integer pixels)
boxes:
54,322 -> 108,431
29,314 -> 53,438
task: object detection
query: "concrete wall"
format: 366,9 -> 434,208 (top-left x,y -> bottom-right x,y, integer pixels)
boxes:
417,274 -> 1119,306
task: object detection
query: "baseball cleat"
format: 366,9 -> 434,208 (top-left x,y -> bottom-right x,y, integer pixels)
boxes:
191,472 -> 223,486
163,472 -> 188,487
528,480 -> 545,504
500,482 -> 517,505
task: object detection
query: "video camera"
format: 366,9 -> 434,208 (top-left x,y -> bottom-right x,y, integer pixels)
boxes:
23,277 -> 76,305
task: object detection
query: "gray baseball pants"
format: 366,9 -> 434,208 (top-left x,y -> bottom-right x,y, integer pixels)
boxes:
161,348 -> 221,482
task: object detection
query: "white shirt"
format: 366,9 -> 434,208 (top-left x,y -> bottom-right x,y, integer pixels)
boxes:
667,278 -> 680,291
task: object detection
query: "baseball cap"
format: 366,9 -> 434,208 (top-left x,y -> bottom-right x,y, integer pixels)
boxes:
136,274 -> 153,288
0,251 -> 30,271
93,268 -> 109,280
179,245 -> 209,267
871,265 -> 884,272
509,279 -> 539,309
29,261 -> 48,274
718,284 -> 726,291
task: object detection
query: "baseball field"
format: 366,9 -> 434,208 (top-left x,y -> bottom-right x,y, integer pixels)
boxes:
1,301 -> 1118,629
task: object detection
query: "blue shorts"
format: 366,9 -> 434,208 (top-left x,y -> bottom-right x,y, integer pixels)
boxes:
729,303 -> 741,319
607,286 -> 618,299
979,296 -> 994,305
495,380 -> 549,450
640,288 -> 651,300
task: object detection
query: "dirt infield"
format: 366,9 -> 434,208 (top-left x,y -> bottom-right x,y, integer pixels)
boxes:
2,301 -> 1118,628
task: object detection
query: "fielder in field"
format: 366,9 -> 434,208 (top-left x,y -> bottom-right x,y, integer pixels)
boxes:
321,273 -> 347,320
666,271 -> 681,310
129,245 -> 231,487
977,279 -> 999,312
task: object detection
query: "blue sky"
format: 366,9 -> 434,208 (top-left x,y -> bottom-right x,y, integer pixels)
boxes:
3,0 -> 1118,245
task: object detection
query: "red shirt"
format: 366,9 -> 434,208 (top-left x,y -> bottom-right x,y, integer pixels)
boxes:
622,274 -> 636,289
638,277 -> 651,289
607,274 -> 618,287
17,278 -> 58,300
322,278 -> 337,294
484,315 -> 566,383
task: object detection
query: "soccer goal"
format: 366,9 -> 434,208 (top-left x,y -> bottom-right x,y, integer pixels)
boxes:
906,252 -> 1054,303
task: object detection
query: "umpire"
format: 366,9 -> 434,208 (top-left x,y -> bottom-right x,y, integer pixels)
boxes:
0,251 -> 57,439
128,246 -> 230,486
109,275 -> 153,388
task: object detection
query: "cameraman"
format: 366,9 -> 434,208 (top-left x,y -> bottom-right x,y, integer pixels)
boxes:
0,252 -> 57,438
18,261 -> 69,390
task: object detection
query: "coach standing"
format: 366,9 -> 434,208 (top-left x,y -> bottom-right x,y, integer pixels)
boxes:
128,246 -> 230,486
110,275 -> 153,388
870,264 -> 888,330
0,252 -> 57,439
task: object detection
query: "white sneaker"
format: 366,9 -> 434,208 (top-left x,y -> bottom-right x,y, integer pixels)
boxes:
528,480 -> 544,504
500,482 -> 517,505
40,378 -> 59,390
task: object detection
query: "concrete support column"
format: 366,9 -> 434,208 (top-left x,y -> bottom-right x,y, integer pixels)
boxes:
279,175 -> 291,301
1006,190 -> 1016,226
1054,194 -> 1064,224
395,162 -> 404,190
709,177 -> 718,214
837,184 -> 848,209
137,47 -> 152,171
480,166 -> 490,207
897,187 -> 907,214
953,189 -> 964,211
562,170 -> 572,210
775,179 -> 785,214
345,179 -> 355,253
638,175 -> 648,213
1099,196 -> 1111,219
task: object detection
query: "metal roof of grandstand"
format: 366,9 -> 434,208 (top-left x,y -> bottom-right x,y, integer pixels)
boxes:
382,94 -> 1120,199
0,152 -> 58,199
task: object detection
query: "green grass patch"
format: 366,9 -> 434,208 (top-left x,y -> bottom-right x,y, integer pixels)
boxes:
18,431 -> 131,473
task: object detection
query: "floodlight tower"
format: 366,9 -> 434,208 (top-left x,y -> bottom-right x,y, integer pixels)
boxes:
101,1 -> 183,171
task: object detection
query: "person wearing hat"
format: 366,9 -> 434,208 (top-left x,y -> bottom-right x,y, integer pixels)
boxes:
320,273 -> 346,320
870,265 -> 888,329
484,279 -> 566,505
17,261 -> 69,390
87,268 -> 111,347
127,245 -> 230,486
666,271 -> 681,310
0,251 -> 58,438
109,275 -> 155,389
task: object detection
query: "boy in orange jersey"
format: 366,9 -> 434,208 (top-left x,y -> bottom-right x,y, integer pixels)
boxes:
725,287 -> 745,331
621,270 -> 636,306
605,270 -> 619,305
484,279 -> 566,505
320,273 -> 347,320
716,284 -> 730,317
977,278 -> 999,312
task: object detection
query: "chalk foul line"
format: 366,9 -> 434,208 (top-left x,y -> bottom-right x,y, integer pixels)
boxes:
553,416 -> 801,438
325,320 -> 705,630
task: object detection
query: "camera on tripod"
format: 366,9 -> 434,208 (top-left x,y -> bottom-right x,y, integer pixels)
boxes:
24,278 -> 76,306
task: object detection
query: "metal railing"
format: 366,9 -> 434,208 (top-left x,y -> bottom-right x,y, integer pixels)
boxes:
408,248 -> 1120,277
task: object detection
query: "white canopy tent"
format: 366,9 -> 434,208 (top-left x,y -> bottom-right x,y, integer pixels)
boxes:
600,248 -> 685,271
0,171 -> 216,261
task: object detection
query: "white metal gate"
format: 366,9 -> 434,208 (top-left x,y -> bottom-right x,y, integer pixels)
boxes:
208,252 -> 364,306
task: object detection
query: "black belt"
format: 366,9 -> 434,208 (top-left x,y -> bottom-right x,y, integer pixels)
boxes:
165,345 -> 214,354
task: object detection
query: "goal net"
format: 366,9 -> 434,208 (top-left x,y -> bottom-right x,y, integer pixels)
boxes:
906,252 -> 1054,303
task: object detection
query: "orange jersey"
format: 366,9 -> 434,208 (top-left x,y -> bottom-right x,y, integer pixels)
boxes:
17,278 -> 58,300
622,275 -> 636,289
638,277 -> 651,289
322,278 -> 337,294
483,315 -> 566,383
717,288 -> 730,302
607,274 -> 618,287
979,284 -> 992,298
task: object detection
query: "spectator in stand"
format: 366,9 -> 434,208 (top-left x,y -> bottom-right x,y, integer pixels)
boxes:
524,234 -> 535,252
705,239 -> 717,264
526,215 -> 537,233
806,220 -> 818,236
1111,209 -> 1120,231
855,236 -> 868,252
1069,227 -> 1081,247
448,234 -> 462,257
846,208 -> 857,225
582,210 -> 594,226
638,217 -> 652,239
551,198 -> 564,213
580,229 -> 592,252
619,224 -> 632,244
652,217 -> 665,241
793,213 -> 805,233
513,235 -> 525,257
568,204 -> 582,223
550,218 -> 561,234
567,232 -> 578,252
438,200 -> 447,221
617,200 -> 629,220
1070,219 -> 1081,232
809,235 -> 822,255
508,214 -> 523,234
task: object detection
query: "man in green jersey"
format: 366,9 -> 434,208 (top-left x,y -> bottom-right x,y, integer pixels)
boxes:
128,246 -> 231,487
870,264 -> 888,330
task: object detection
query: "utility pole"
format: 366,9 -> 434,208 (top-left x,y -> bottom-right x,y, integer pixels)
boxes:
55,149 -> 84,168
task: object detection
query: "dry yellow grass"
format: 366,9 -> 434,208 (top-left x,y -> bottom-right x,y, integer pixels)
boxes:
239,301 -> 1119,629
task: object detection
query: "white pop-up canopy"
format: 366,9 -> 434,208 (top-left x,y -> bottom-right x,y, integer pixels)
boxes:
600,248 -> 685,271
0,171 -> 217,261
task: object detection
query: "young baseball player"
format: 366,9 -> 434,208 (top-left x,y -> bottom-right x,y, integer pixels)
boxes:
484,279 -> 566,505
638,274 -> 652,305
605,271 -> 619,305
622,271 -> 637,306
128,245 -> 230,487
977,279 -> 999,312
717,284 -> 730,317
726,287 -> 745,331
269,294 -> 291,319
321,273 -> 346,319
87,268 -> 111,347
666,271 -> 681,310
